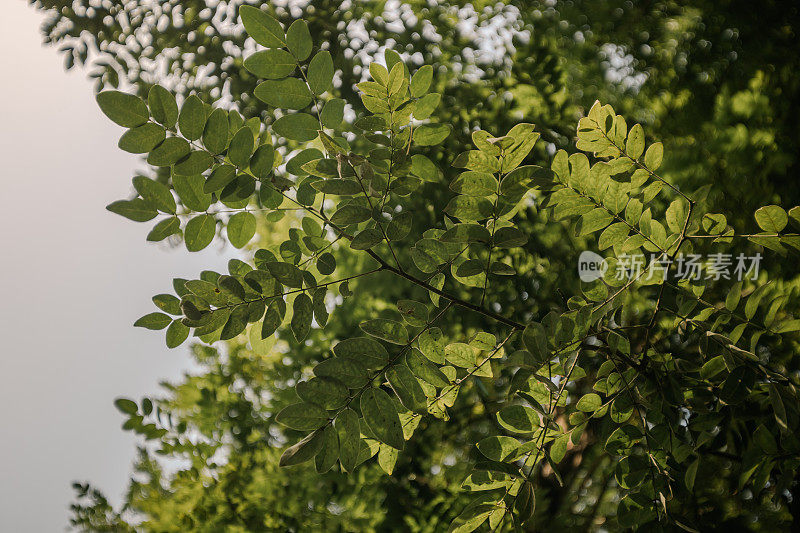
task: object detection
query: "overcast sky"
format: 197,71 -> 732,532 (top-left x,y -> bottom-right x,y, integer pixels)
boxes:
0,4 -> 229,531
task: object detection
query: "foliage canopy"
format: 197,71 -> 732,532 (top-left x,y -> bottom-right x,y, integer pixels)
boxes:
37,1 -> 800,531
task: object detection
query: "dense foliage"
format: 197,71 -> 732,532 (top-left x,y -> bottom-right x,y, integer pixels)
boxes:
34,1 -> 800,531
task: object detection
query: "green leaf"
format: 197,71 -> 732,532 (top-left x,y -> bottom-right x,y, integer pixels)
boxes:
333,337 -> 389,368
515,480 -> 535,523
369,63 -> 389,86
114,398 -> 138,415
444,343 -> 478,368
96,90 -> 149,128
497,405 -> 539,434
476,435 -> 520,462
378,444 -> 399,475
700,356 -> 727,380
315,358 -> 367,389
173,151 -> 213,176
754,205 -> 788,233
350,228 -> 383,250
406,349 -> 449,387
501,123 -> 539,172
297,377 -> 348,409
418,328 -> 445,364
228,126 -> 255,168
578,208 -> 613,236
311,178 -> 361,195
291,293 -> 313,342
413,93 -> 440,120
413,123 -> 451,146
178,94 -> 206,141
165,320 -> 190,348
147,136 -> 190,167
243,49 -> 296,79
685,459 -> 699,492
493,226 -> 527,248
450,171 -> 496,196
203,108 -> 229,154
769,383 -> 789,431
106,199 -> 157,222
598,223 -> 629,250
315,425 -> 339,473
320,98 -> 345,129
118,123 -> 165,154
441,224 -> 491,244
184,214 -> 216,252
279,430 -> 324,467
336,408 -> 360,472
171,174 -> 210,212
360,318 -> 409,345
387,62 -> 405,95
410,65 -> 433,97
132,176 -> 176,214
276,402 -> 328,431
387,212 -> 413,241
444,196 -> 493,221
410,154 -> 439,182
308,51 -> 334,95
204,164 -> 237,193
448,503 -> 494,533
147,217 -> 180,241
152,294 -> 183,315
250,144 -> 275,179
255,78 -> 312,109
666,199 -> 688,234
626,123 -> 645,159
239,6 -> 285,48
265,261 -> 303,288
273,113 -> 319,142
261,300 -> 285,338
227,212 -> 257,248
134,312 -> 172,330
753,424 -> 778,454
286,19 -> 313,61
148,85 -> 178,127
576,393 -> 602,412
361,388 -> 405,450
452,150 -> 500,173
386,364 -> 427,411
643,142 -> 663,170
316,252 -> 336,275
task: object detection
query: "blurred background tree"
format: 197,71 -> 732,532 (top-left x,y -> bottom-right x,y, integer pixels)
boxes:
31,0 -> 799,530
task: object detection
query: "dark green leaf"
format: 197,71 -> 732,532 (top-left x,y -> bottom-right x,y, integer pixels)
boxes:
239,6 -> 285,48
273,113 -> 319,142
297,377 -> 348,409
361,388 -> 405,450
106,199 -> 157,222
147,85 -> 178,127
255,78 -> 312,109
178,94 -> 206,140
147,137 -> 190,167
227,212 -> 257,248
96,90 -> 148,128
276,402 -> 328,430
184,215 -> 216,252
360,318 -> 409,345
243,49 -> 296,79
286,19 -> 312,61
308,51 -> 334,95
291,293 -> 313,342
134,312 -> 172,330
118,123 -> 165,154
132,176 -> 176,214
